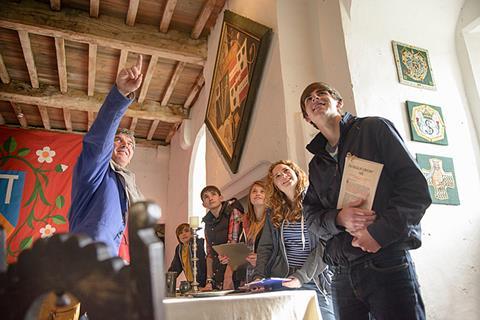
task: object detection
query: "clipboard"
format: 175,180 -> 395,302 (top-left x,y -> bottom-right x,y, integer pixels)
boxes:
212,243 -> 251,271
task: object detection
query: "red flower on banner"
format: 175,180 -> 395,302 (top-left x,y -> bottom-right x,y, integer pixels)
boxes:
0,128 -> 82,263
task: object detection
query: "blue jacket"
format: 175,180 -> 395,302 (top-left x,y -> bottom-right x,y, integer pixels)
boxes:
304,113 -> 431,266
69,86 -> 133,256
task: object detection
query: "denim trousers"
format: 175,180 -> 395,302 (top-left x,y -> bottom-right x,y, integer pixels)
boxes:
331,250 -> 425,320
302,281 -> 336,320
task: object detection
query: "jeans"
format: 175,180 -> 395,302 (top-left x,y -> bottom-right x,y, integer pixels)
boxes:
331,250 -> 425,320
302,281 -> 336,320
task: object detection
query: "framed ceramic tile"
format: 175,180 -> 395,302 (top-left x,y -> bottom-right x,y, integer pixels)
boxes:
392,41 -> 435,90
416,154 -> 460,205
406,101 -> 448,145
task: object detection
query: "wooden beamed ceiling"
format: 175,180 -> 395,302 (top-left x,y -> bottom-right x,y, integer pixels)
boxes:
0,0 -> 225,146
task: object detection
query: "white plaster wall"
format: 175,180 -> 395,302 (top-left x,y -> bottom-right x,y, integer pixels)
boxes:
164,98 -> 209,267
457,0 -> 480,144
341,0 -> 480,318
276,0 -> 322,170
276,0 -> 356,170
128,145 -> 169,223
307,0 -> 356,114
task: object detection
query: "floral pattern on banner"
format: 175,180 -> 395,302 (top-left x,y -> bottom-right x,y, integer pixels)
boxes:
0,127 -> 82,263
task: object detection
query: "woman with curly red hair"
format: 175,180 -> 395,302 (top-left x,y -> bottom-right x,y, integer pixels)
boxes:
252,160 -> 334,320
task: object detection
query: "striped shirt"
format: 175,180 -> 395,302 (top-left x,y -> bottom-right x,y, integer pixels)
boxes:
282,220 -> 311,268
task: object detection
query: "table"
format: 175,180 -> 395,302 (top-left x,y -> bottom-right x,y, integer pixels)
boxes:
164,290 -> 321,320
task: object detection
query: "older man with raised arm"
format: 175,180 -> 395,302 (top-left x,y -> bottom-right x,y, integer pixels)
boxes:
69,55 -> 145,264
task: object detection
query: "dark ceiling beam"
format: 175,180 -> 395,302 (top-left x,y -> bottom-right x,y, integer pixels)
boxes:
54,37 -> 68,93
0,81 -> 188,124
138,55 -> 159,103
126,0 -> 140,26
0,124 -> 167,147
159,0 -> 178,33
37,105 -> 51,130
90,0 -> 100,18
17,30 -> 39,88
184,74 -> 205,109
0,53 -> 11,84
161,61 -> 185,106
10,102 -> 28,128
191,0 -> 216,39
50,0 -> 61,11
88,44 -> 97,96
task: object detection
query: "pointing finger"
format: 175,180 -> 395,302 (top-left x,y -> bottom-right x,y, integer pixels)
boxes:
132,65 -> 140,78
136,54 -> 143,71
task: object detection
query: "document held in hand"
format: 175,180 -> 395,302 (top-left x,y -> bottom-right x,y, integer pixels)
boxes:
337,153 -> 384,210
212,243 -> 251,271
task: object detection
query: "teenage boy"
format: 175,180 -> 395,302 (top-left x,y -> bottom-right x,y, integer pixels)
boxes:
168,223 -> 207,287
201,185 -> 244,290
300,82 -> 431,319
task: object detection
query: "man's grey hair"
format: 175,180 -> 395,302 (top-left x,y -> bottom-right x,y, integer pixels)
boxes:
116,128 -> 136,149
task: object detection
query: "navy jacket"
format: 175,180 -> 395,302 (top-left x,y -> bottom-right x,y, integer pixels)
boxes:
202,199 -> 244,287
304,113 -> 431,266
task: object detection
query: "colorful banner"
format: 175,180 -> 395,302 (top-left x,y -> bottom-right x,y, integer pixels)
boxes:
0,170 -> 26,236
0,127 -> 82,263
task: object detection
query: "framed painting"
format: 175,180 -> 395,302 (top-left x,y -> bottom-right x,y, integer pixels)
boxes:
392,41 -> 435,90
205,10 -> 272,173
406,101 -> 448,145
416,154 -> 460,205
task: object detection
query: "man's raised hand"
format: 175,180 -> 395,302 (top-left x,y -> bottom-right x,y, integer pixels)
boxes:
116,54 -> 143,97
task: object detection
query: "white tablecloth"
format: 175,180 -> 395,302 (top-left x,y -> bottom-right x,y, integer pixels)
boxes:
164,290 -> 321,320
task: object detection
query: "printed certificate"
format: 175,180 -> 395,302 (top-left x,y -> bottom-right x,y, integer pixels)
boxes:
337,153 -> 384,210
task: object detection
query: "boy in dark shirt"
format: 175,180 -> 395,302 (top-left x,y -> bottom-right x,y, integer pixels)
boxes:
201,185 -> 244,290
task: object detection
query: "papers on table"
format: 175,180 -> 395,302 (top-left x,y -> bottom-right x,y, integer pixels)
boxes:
337,153 -> 384,210
245,277 -> 290,289
190,290 -> 235,298
212,242 -> 251,271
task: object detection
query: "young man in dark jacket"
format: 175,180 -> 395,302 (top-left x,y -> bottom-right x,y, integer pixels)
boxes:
200,185 -> 244,290
300,82 -> 431,320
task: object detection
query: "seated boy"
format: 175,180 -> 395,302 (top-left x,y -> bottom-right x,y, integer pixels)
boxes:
168,223 -> 206,287
200,185 -> 244,290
